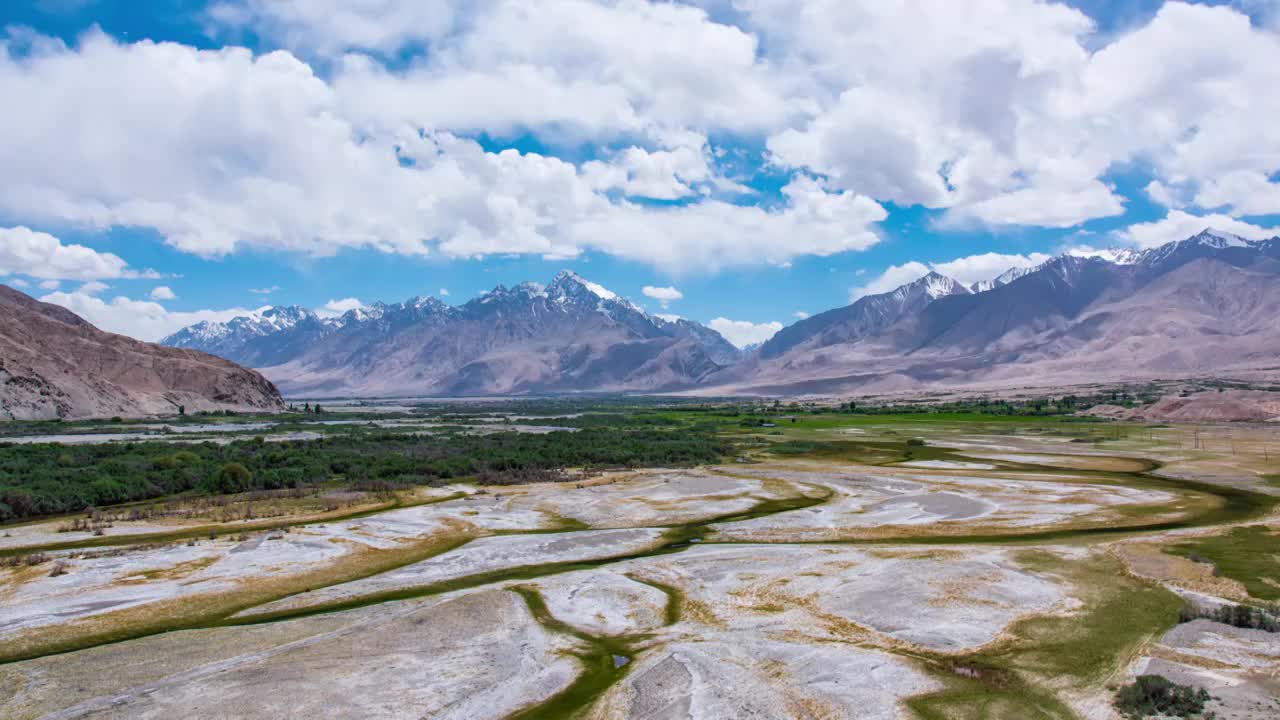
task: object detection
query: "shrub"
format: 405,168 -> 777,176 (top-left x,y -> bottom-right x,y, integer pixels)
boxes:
212,462 -> 252,494
1114,675 -> 1211,719
1181,602 -> 1279,632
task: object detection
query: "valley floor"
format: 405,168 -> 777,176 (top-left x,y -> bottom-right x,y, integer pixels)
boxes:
1,413 -> 1278,719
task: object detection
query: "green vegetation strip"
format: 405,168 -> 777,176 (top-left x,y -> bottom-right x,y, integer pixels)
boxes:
504,586 -> 643,720
0,492 -> 465,557
0,428 -> 730,522
1167,525 -> 1280,602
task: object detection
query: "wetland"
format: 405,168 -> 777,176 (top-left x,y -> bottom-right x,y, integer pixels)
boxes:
1,400 -> 1278,719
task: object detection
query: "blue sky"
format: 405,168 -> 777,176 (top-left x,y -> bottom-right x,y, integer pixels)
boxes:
2,0 -> 1279,346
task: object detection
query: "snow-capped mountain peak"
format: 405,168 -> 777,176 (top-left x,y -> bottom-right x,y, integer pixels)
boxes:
1067,247 -> 1141,265
904,272 -> 970,300
551,270 -> 618,301
1193,227 -> 1250,249
971,265 -> 1038,293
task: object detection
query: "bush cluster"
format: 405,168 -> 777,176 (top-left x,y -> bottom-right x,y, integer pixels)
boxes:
1114,675 -> 1212,719
0,428 -> 730,521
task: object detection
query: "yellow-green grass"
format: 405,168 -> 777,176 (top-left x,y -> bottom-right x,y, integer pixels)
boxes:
1167,525 -> 1280,602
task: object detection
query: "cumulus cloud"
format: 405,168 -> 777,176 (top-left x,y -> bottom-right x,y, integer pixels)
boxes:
149,285 -> 176,300
708,317 -> 784,348
439,288 -> 449,296
40,290 -> 264,341
79,280 -> 109,295
5,1 -> 1280,278
249,285 -> 280,295
763,1 -> 1280,229
0,226 -> 134,280
317,298 -> 367,317
641,285 -> 683,308
930,251 -> 1054,286
39,279 -> 60,290
208,0 -> 468,57
0,31 -> 881,272
793,311 -> 809,319
1116,210 -> 1280,248
850,249 -> 1055,301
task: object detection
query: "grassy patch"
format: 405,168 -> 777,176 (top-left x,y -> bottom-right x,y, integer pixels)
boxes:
907,551 -> 1183,720
1168,525 -> 1280,602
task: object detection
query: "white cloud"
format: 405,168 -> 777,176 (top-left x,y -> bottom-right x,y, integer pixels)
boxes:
1116,210 -> 1280,248
317,297 -> 366,317
79,280 -> 109,295
439,288 -> 449,296
7,278 -> 29,288
0,32 -> 879,272
249,285 -> 280,295
762,1 -> 1280,229
567,176 -> 886,272
208,0 -> 468,57
0,226 -> 134,280
708,317 -> 784,348
793,311 -> 810,319
583,138 -> 726,200
930,251 -> 1053,286
40,290 -> 263,341
1193,170 -> 1280,216
1144,180 -> 1183,208
5,0 -> 1280,279
641,285 -> 683,308
149,285 -> 176,300
39,279 -> 60,290
851,249 -> 1057,301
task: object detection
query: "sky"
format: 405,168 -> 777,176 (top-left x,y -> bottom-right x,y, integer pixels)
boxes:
2,1 -> 1280,348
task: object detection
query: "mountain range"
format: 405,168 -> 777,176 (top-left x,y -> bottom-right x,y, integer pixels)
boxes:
166,271 -> 743,397
163,230 -> 1280,397
0,286 -> 285,420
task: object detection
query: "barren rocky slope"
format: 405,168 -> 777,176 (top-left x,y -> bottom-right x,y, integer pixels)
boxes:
167,271 -> 741,397
717,230 -> 1280,395
0,286 -> 285,420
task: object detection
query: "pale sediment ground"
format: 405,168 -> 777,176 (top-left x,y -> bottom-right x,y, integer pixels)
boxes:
609,543 -> 1070,652
0,491 -> 564,639
711,463 -> 1179,540
896,459 -> 996,470
506,468 -> 792,527
591,640 -> 939,720
1128,621 -> 1280,720
0,589 -> 580,720
0,519 -> 190,550
1,437 -> 1272,720
235,527 -> 669,618
533,569 -> 670,636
